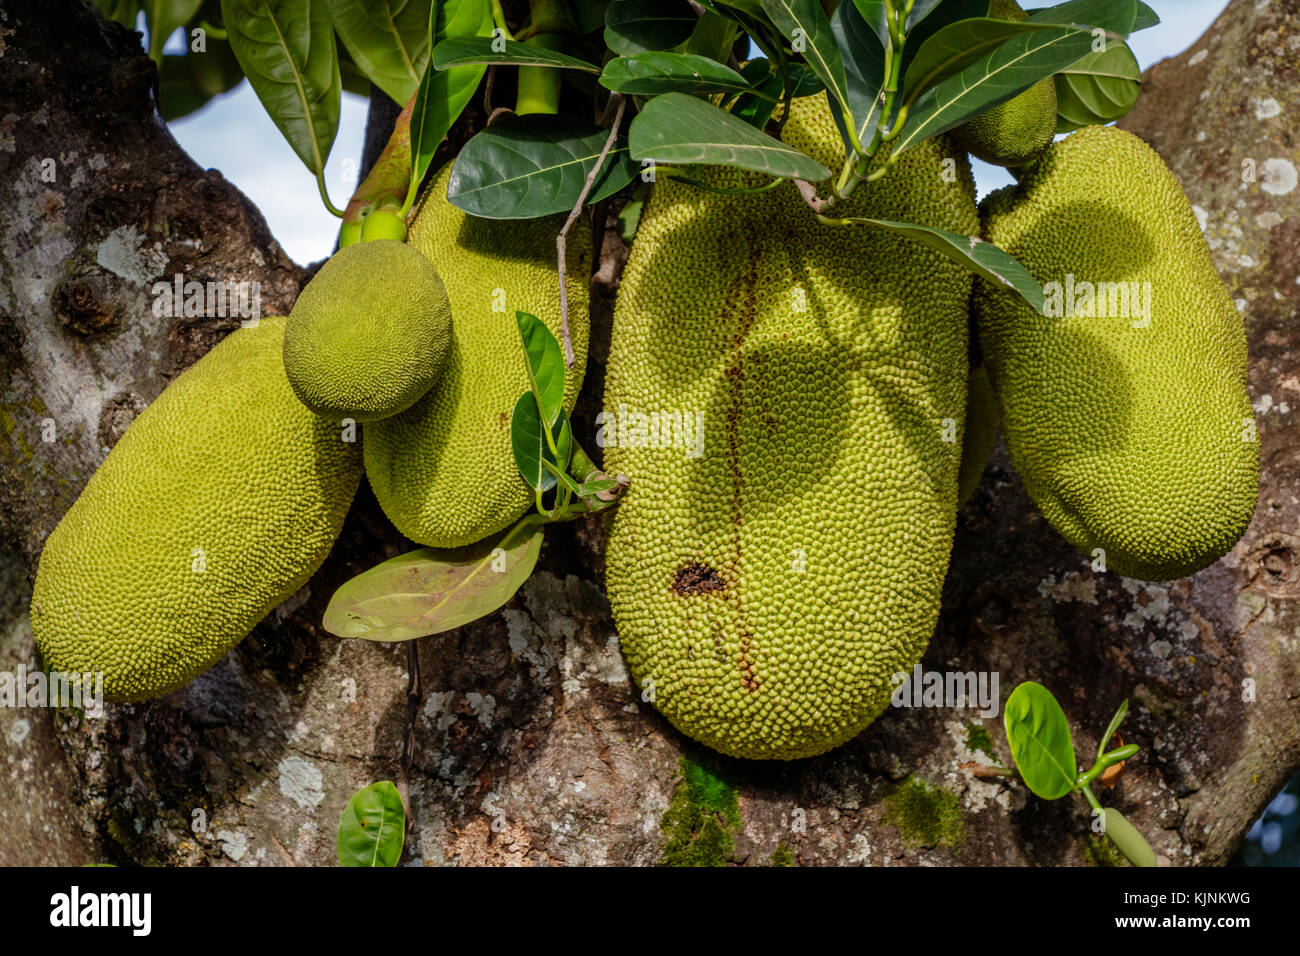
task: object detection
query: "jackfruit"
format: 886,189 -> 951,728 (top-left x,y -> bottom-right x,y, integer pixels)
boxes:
602,93 -> 979,760
31,316 -> 363,702
972,125 -> 1258,581
284,240 -> 452,421
950,0 -> 1058,168
958,362 -> 1000,507
364,163 -> 591,548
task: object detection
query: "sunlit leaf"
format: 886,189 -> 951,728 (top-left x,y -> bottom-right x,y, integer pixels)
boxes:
337,782 -> 405,867
323,519 -> 545,641
325,0 -> 430,104
432,35 -> 600,72
1004,681 -> 1078,800
222,0 -> 341,174
629,92 -> 831,181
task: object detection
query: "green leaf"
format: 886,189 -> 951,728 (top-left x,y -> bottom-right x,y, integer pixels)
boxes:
324,0 -> 430,105
1132,1 -> 1159,31
600,52 -> 751,95
409,0 -> 494,201
893,23 -> 1095,155
221,0 -> 341,175
146,0 -> 204,66
1026,0 -> 1137,36
446,115 -> 637,219
759,0 -> 853,142
629,92 -> 831,181
604,0 -> 697,56
828,0 -> 884,150
844,218 -> 1044,314
576,476 -> 621,497
337,782 -> 406,866
903,0 -> 947,30
901,18 -> 1056,104
1004,680 -> 1078,800
512,397 -> 569,492
515,311 -> 565,425
732,58 -> 783,129
1097,698 -> 1129,761
322,519 -> 545,641
432,35 -> 601,72
158,38 -> 245,120
1101,808 -> 1157,867
1053,40 -> 1140,133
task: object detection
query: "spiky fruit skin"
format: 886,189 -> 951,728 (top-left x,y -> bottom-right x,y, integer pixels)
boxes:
950,0 -> 1057,167
364,164 -> 591,548
973,125 -> 1259,581
31,317 -> 363,702
603,94 -> 978,760
958,363 -> 1000,507
284,240 -> 452,422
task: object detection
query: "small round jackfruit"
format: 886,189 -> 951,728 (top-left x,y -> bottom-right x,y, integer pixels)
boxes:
284,240 -> 452,422
950,0 -> 1058,167
360,207 -> 408,242
363,164 -> 591,548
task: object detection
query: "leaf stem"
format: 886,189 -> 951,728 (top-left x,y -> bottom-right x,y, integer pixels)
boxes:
556,93 -> 626,367
316,169 -> 345,218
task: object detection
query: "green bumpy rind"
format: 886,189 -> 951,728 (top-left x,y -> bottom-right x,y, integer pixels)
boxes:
973,125 -> 1259,581
283,240 -> 451,422
363,164 -> 591,548
603,93 -> 979,760
949,0 -> 1057,168
32,317 -> 363,702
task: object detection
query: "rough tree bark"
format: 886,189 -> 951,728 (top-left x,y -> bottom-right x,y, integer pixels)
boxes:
0,0 -> 1296,866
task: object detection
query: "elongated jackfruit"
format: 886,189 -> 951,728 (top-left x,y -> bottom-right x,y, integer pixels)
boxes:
364,164 -> 591,548
284,240 -> 452,421
31,317 -> 363,702
603,94 -> 979,760
950,0 -> 1057,168
972,125 -> 1258,581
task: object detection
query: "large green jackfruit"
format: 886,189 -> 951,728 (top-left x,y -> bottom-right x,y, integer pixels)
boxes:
950,0 -> 1058,168
603,94 -> 979,760
284,240 -> 452,422
972,125 -> 1259,581
31,317 -> 363,702
364,164 -> 591,548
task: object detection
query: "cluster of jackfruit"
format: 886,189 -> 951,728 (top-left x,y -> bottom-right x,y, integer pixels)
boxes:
603,94 -> 1258,760
31,54 -> 1257,764
31,160 -> 588,702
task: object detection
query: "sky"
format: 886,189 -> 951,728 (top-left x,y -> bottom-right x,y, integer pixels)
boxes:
164,1 -> 1232,266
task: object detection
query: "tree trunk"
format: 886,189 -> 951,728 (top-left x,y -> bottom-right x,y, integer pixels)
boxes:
1,0 -> 1296,866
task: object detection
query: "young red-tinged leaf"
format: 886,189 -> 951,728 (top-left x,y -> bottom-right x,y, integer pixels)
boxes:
322,518 -> 545,641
